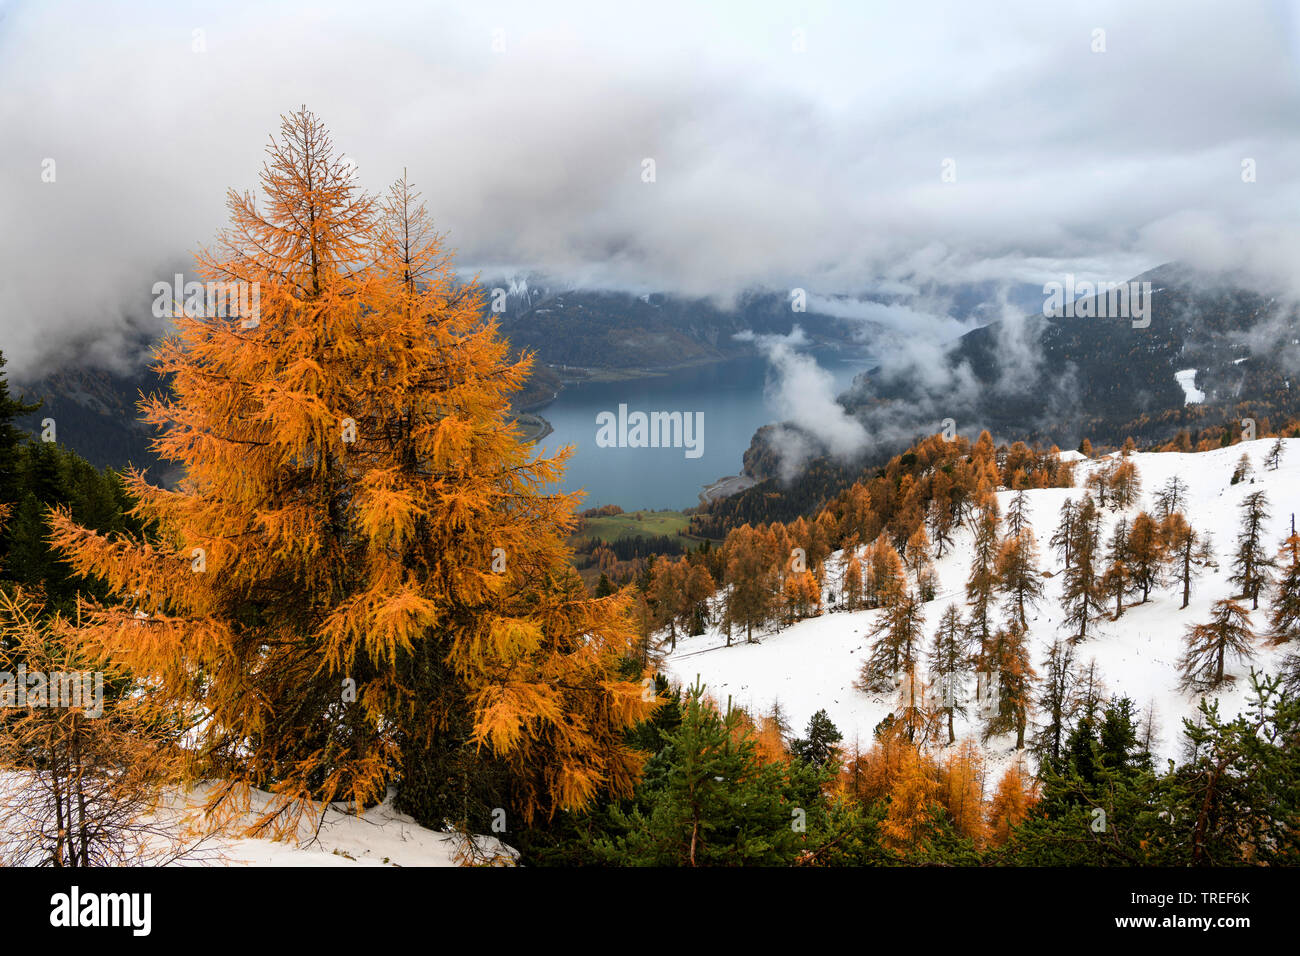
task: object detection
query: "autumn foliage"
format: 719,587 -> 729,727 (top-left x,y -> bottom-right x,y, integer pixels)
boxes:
46,108 -> 655,835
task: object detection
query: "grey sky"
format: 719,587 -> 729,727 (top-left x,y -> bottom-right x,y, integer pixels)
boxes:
3,0 -> 1300,375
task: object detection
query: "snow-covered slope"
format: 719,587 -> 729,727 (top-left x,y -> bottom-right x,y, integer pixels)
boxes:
0,775 -> 516,867
664,439 -> 1298,776
189,787 -> 516,867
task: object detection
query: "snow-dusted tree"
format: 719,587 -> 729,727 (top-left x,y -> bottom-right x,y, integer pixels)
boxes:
1229,490 -> 1273,610
1178,599 -> 1255,692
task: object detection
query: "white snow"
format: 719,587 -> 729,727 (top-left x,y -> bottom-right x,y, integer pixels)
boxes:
665,440 -> 1298,779
0,776 -> 516,867
189,786 -> 517,867
1174,368 -> 1205,404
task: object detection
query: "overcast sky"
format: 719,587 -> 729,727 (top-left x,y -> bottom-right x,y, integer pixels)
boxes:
3,0 -> 1300,376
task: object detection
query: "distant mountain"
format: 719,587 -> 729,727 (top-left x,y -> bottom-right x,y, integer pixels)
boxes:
13,361 -> 173,484
719,263 -> 1300,529
484,280 -> 861,371
848,261 -> 1299,449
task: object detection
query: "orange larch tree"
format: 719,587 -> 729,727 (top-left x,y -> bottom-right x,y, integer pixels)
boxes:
47,107 -> 654,837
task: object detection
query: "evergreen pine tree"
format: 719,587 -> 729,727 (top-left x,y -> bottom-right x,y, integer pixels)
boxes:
790,709 -> 844,770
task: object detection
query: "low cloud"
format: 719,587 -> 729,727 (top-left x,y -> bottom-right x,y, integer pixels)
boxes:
5,0 -> 1300,380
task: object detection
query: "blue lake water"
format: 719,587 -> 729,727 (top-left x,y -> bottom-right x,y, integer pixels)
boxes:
532,349 -> 869,511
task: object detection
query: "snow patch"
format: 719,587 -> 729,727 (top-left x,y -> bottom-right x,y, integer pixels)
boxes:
1174,368 -> 1205,404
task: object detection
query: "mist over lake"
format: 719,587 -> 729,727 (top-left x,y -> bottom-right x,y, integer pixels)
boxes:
535,349 -> 868,511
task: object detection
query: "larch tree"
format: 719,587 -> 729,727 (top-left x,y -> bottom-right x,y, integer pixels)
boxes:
1109,459 -> 1142,510
1153,475 -> 1188,521
1231,452 -> 1254,485
1178,599 -> 1255,692
1265,437 -> 1285,471
1059,495 -> 1105,643
982,622 -> 1035,749
1230,490 -> 1272,610
939,739 -> 988,846
47,108 -> 654,836
841,551 -> 864,611
682,562 -> 716,636
1161,511 -> 1202,609
0,589 -> 201,866
866,537 -> 906,610
1032,638 -> 1080,768
965,505 -> 1001,656
996,528 -> 1044,629
1100,517 -> 1132,619
858,590 -> 925,695
649,556 -> 686,650
987,761 -> 1035,847
926,497 -> 954,558
1005,489 -> 1030,538
1126,511 -> 1165,603
1050,497 -> 1076,570
723,524 -> 775,645
927,603 -> 971,745
1269,519 -> 1300,646
904,524 -> 936,601
880,744 -> 937,856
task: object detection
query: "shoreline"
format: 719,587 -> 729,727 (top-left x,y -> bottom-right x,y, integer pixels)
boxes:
511,412 -> 554,444
698,472 -> 757,507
